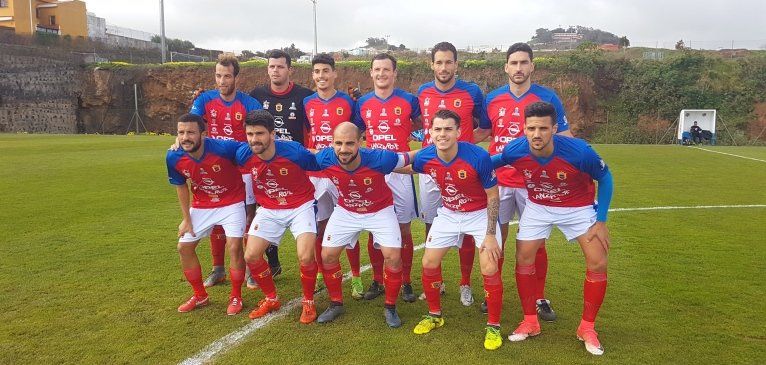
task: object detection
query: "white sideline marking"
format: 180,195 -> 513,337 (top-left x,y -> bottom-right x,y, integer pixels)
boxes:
692,147 -> 766,163
181,204 -> 765,364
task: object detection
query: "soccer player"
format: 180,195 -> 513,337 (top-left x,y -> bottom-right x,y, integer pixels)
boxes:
313,122 -> 416,328
493,101 -> 613,356
250,50 -> 314,276
303,54 -> 365,299
407,109 -> 503,350
236,110 -> 323,324
416,41 -> 491,306
189,53 -> 262,288
354,53 -> 422,302
166,113 -> 248,315
474,42 -> 573,319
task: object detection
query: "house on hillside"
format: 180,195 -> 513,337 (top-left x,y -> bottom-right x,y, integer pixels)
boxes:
0,0 -> 87,37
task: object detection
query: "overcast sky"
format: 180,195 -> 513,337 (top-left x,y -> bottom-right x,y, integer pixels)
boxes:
86,0 -> 766,52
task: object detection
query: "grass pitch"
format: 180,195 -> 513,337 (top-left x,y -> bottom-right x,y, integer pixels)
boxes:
0,135 -> 764,364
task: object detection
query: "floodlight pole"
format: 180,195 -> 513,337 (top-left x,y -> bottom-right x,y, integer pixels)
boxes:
128,84 -> 147,134
311,0 -> 318,57
160,0 -> 167,63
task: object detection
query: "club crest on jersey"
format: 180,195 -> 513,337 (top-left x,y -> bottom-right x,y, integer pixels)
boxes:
453,99 -> 462,108
364,177 -> 373,185
336,107 -> 344,116
235,112 -> 243,121
557,171 -> 567,180
275,103 -> 283,112
394,106 -> 402,116
457,169 -> 467,179
279,168 -> 288,176
212,164 -> 221,172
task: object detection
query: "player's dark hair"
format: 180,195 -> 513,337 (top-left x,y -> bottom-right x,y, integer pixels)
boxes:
431,41 -> 458,62
433,109 -> 461,128
506,42 -> 534,61
216,53 -> 240,77
371,53 -> 397,70
312,53 -> 335,70
524,102 -> 557,125
245,110 -> 276,132
178,113 -> 206,132
267,49 -> 292,67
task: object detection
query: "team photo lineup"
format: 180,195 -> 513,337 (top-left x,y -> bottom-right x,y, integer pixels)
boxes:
166,41 -> 615,354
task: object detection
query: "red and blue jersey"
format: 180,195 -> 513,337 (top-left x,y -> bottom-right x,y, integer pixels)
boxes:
492,135 -> 608,208
417,79 -> 490,146
190,90 -> 262,142
354,89 -> 421,152
315,148 -> 400,213
303,91 -> 361,150
166,138 -> 246,209
413,142 -> 497,212
484,84 -> 569,188
237,140 -> 321,209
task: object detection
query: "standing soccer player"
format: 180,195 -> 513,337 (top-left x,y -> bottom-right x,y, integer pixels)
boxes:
303,54 -> 365,298
166,114 -> 248,315
474,42 -> 573,319
416,41 -> 491,306
407,110 -> 503,350
493,101 -> 613,356
189,53 -> 262,288
235,110 -> 323,324
354,53 -> 422,302
250,50 -> 314,276
313,122 -> 416,327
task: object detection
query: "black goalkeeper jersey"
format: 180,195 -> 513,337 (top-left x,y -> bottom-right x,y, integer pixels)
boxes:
250,83 -> 314,145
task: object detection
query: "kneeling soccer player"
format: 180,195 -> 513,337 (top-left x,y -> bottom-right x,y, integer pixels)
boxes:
493,101 -> 613,355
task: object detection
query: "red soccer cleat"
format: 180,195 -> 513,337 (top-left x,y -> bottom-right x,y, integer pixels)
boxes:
226,296 -> 243,316
507,320 -> 541,342
178,295 -> 209,313
577,326 -> 605,355
300,300 -> 317,324
248,298 -> 281,319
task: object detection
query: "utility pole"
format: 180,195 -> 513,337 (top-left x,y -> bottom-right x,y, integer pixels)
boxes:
311,0 -> 318,57
160,0 -> 167,63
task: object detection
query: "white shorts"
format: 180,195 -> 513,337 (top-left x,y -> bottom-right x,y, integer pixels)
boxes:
517,200 -> 597,241
248,200 -> 317,246
179,201 -> 246,243
425,206 -> 502,250
418,173 -> 442,224
242,173 -> 256,205
386,172 -> 418,223
324,205 -> 401,249
310,175 -> 339,222
499,186 -> 528,224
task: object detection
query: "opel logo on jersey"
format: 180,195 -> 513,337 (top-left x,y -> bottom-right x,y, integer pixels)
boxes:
202,178 -> 214,185
445,184 -> 458,196
508,122 -> 520,136
276,103 -> 283,112
378,121 -> 390,133
320,123 -> 332,134
454,99 -> 462,108
223,125 -> 233,135
394,106 -> 402,116
266,180 -> 279,189
274,116 -> 285,127
235,112 -> 243,121
349,191 -> 362,199
336,107 -> 344,116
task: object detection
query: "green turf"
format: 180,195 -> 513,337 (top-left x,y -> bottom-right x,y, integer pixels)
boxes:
0,135 -> 764,364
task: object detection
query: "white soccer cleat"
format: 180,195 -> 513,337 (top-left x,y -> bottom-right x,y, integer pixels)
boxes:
459,285 -> 474,306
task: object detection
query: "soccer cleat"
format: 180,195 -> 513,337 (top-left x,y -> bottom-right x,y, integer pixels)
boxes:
248,298 -> 281,319
315,273 -> 325,292
300,300 -> 317,324
177,295 -> 209,313
401,283 -> 417,303
507,320 -> 541,342
245,267 -> 258,290
203,267 -> 226,288
418,282 -> 446,300
317,303 -> 345,323
363,280 -> 384,300
577,327 -> 605,356
536,299 -> 557,322
480,300 -> 488,314
484,326 -> 503,350
413,315 -> 444,334
384,307 -> 402,328
271,265 -> 282,278
351,276 -> 364,300
460,285 -> 474,306
226,296 -> 243,316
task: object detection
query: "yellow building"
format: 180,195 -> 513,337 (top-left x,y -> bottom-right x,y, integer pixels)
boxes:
0,0 -> 87,38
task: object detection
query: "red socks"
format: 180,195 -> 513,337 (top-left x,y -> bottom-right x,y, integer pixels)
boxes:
421,266 -> 443,315
346,243 -> 361,277
229,268 -> 244,298
583,270 -> 607,322
322,262 -> 344,303
483,272 -> 503,326
401,233 -> 414,284
535,244 -> 548,299
299,262 -> 318,301
459,236 -> 476,286
183,267 -> 208,298
515,263 -> 537,316
383,266 -> 403,306
247,259 -> 276,299
368,233 -> 384,283
210,225 -> 226,267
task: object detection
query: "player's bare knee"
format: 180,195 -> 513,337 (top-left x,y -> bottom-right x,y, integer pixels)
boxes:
586,257 -> 608,273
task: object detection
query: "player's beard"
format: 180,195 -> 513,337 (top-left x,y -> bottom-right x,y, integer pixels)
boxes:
337,150 -> 359,166
250,140 -> 270,155
182,139 -> 201,153
530,137 -> 550,151
436,72 -> 454,85
219,83 -> 235,98
510,72 -> 530,85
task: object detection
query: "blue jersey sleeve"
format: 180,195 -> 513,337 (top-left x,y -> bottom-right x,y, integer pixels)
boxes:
352,100 -> 364,129
367,149 -> 399,174
235,143 -> 253,167
495,138 -> 527,168
314,148 -> 335,170
595,170 -> 613,222
189,92 -> 208,116
578,144 -> 609,181
166,152 -> 186,185
468,84 -> 491,129
243,92 -> 263,111
409,93 -> 422,119
411,151 -> 427,174
295,144 -> 322,171
476,151 -> 498,189
549,93 -> 570,133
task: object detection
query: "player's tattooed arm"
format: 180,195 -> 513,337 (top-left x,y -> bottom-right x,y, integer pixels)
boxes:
485,186 -> 500,235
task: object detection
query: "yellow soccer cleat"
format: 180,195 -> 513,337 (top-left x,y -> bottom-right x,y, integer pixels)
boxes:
413,314 -> 444,334
484,326 -> 503,350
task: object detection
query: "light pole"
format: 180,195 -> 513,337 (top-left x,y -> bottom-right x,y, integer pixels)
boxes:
311,0 -> 317,57
160,0 -> 167,63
